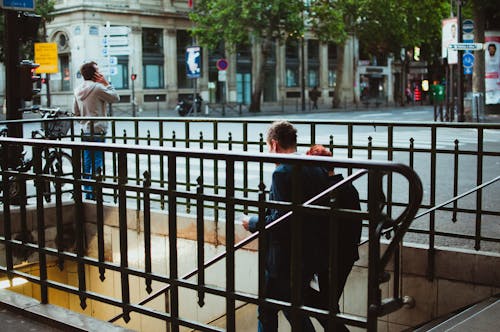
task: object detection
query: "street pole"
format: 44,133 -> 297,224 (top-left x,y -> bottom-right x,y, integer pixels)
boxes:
301,36 -> 306,111
457,0 -> 464,121
132,76 -> 136,117
5,11 -> 23,159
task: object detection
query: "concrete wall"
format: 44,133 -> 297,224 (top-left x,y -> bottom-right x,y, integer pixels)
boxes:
1,202 -> 499,331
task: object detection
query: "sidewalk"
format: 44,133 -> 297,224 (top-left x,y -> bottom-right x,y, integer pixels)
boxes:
2,102 -> 500,123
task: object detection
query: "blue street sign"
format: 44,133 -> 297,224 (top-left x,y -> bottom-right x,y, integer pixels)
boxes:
186,46 -> 201,79
462,19 -> 474,34
464,67 -> 473,75
1,0 -> 35,11
463,52 -> 474,68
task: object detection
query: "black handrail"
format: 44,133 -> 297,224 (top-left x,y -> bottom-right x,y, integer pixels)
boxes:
360,174 -> 500,246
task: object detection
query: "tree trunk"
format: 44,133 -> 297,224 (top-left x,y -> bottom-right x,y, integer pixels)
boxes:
333,41 -> 346,108
249,38 -> 272,112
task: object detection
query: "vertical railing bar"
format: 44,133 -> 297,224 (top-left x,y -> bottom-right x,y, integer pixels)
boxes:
452,139 -> 459,222
96,168 -> 106,281
225,159 -> 236,332
185,122 -> 191,213
243,122 -> 249,214
327,190 -> 340,330
386,125 -> 394,219
290,164 -> 303,332
135,121 -> 140,211
213,123 -> 219,223
33,146 -> 48,303
311,123 -> 316,146
409,138 -> 414,169
143,170 -> 153,294
368,136 -> 373,160
428,126 -> 437,280
118,151 -> 130,322
1,142 -> 14,275
347,124 -> 353,176
196,176 -> 205,307
259,134 -> 264,184
257,182 -> 267,305
71,146 -> 87,310
147,131 -> 152,179
168,153 -> 179,332
55,153 -> 65,270
111,122 -> 118,203
367,169 -> 383,332
159,122 -> 165,209
475,128 -> 483,250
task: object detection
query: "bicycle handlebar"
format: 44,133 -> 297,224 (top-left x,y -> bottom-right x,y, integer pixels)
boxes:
21,105 -> 73,117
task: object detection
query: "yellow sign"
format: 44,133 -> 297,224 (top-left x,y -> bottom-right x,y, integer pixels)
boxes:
34,43 -> 59,74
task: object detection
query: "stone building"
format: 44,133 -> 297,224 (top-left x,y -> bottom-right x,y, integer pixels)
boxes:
0,1 -> 400,113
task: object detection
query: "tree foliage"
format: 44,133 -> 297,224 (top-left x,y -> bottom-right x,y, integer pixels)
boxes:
190,0 -> 305,111
190,0 -> 500,109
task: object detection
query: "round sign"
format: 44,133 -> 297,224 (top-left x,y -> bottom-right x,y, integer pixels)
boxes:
462,19 -> 474,34
216,58 -> 228,71
462,52 -> 474,68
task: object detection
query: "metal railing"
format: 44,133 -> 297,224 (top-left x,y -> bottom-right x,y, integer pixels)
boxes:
1,136 -> 423,331
1,117 -> 499,270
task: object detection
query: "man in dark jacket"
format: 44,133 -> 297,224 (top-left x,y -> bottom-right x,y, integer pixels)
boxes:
242,121 -> 333,331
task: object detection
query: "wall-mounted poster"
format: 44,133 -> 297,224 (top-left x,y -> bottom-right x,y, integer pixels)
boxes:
485,31 -> 500,105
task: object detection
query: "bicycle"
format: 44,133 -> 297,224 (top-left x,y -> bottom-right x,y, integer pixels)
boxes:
29,107 -> 74,202
0,125 -> 35,203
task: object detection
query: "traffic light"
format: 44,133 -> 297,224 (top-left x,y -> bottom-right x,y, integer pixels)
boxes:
131,74 -> 137,81
18,12 -> 42,42
19,60 -> 41,101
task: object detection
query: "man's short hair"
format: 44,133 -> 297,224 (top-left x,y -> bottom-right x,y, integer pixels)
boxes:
80,61 -> 97,80
266,120 -> 297,150
488,43 -> 496,50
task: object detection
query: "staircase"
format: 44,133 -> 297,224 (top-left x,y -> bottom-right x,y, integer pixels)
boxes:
414,294 -> 500,332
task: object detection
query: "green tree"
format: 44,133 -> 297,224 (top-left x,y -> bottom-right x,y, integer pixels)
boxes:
190,0 -> 305,112
307,0 -> 362,107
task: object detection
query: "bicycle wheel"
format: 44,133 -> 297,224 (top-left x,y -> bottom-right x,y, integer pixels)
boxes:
43,151 -> 73,202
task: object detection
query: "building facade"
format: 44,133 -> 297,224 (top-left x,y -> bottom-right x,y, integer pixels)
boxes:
2,0 -> 400,113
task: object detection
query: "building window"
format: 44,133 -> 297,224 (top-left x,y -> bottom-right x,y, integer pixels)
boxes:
328,43 -> 337,87
60,54 -> 70,91
110,56 -> 129,89
285,39 -> 299,87
143,63 -> 164,89
307,40 -> 319,87
142,28 -> 164,89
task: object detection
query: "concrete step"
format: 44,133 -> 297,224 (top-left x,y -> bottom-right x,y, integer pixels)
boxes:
414,294 -> 500,332
0,289 -> 134,332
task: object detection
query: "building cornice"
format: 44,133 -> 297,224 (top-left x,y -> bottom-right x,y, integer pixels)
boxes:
51,5 -> 190,20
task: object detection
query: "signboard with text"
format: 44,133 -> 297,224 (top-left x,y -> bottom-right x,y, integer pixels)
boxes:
34,43 -> 59,74
1,0 -> 35,11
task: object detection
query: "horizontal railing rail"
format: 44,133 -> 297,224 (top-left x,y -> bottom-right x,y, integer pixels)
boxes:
1,136 -> 422,331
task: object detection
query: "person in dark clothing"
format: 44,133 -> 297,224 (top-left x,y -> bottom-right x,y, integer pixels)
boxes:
309,86 -> 321,109
242,121 -> 330,332
305,144 -> 362,332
